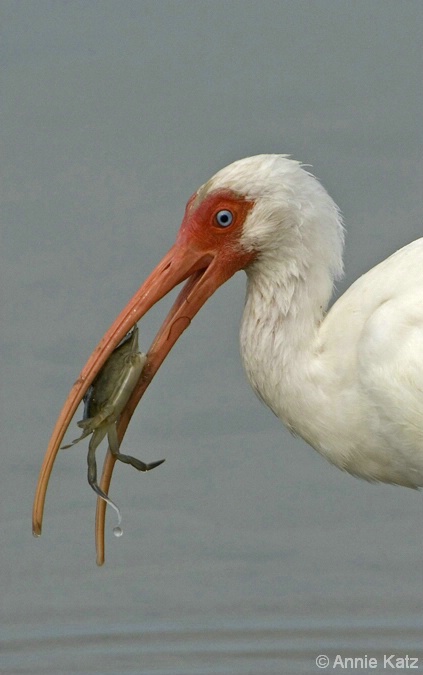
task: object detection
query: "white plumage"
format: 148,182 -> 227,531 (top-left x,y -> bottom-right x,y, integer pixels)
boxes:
205,155 -> 423,487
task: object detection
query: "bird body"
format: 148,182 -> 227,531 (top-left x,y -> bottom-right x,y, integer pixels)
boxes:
242,235 -> 423,487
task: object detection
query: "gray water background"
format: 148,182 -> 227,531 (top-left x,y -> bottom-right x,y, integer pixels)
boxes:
1,2 -> 423,673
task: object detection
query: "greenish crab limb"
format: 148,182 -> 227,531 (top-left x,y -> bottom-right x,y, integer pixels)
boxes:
107,423 -> 165,472
87,427 -> 122,533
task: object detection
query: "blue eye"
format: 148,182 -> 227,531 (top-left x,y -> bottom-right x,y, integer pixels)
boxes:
215,209 -> 233,227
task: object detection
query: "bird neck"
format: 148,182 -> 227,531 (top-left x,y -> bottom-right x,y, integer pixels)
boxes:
240,253 -> 335,425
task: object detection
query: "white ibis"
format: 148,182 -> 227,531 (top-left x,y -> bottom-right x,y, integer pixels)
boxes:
33,154 -> 423,563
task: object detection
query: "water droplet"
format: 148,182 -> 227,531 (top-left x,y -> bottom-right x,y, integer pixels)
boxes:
97,492 -> 123,537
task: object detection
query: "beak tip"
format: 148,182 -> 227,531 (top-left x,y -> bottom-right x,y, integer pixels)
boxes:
32,513 -> 42,537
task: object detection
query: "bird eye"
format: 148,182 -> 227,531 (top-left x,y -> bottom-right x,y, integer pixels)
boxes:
215,209 -> 233,227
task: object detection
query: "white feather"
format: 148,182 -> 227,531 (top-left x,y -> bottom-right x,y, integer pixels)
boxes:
205,155 -> 423,487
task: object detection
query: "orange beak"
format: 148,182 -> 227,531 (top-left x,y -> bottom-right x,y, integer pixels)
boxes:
32,189 -> 255,563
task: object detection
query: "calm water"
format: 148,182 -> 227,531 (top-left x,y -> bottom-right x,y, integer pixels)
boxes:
2,2 -> 423,673
2,444 -> 423,674
3,615 -> 423,674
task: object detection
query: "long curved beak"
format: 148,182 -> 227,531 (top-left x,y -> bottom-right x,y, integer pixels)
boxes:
32,241 -> 230,538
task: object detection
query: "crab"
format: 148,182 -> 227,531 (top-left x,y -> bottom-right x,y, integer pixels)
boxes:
61,325 -> 164,534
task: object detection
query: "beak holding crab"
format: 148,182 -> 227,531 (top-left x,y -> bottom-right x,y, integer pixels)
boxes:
32,189 -> 256,564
